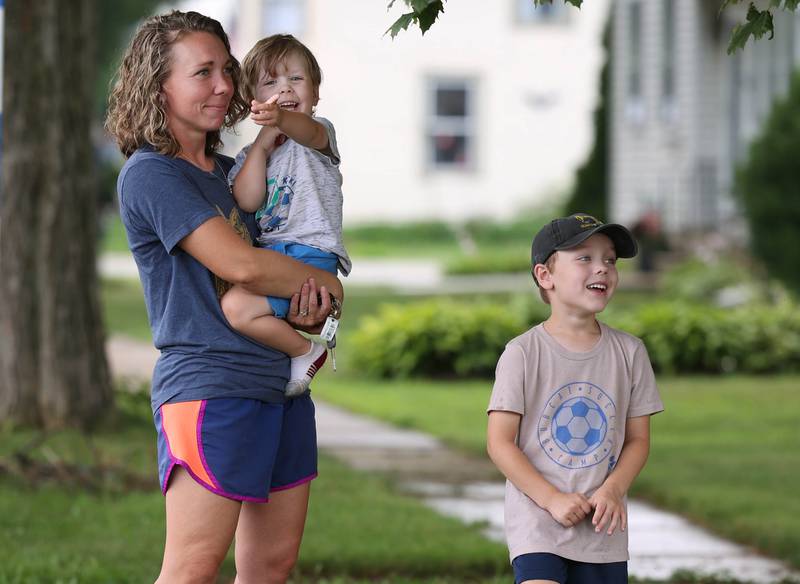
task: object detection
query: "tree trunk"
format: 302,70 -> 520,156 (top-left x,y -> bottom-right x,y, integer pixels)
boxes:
0,0 -> 113,429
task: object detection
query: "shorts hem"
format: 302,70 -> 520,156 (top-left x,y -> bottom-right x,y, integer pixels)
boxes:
162,458 -> 270,503
270,472 -> 318,492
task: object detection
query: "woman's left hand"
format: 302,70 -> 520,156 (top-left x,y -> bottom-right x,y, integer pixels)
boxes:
287,278 -> 331,333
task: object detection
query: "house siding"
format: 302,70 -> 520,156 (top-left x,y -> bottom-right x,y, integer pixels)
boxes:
612,0 -> 800,234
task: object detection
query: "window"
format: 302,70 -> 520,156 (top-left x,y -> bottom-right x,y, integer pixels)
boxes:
628,1 -> 642,99
660,0 -> 677,121
261,0 -> 306,36
515,0 -> 569,24
626,1 -> 645,122
661,0 -> 675,99
427,79 -> 476,170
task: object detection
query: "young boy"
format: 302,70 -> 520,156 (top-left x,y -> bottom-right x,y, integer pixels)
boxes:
223,34 -> 350,397
487,213 -> 664,584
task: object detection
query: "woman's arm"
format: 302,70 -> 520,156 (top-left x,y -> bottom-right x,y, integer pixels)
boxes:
178,216 -> 343,302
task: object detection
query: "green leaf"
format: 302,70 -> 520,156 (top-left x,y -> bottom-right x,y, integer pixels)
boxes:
782,0 -> 800,10
417,1 -> 444,34
386,12 -> 416,39
410,0 -> 439,11
727,3 -> 774,54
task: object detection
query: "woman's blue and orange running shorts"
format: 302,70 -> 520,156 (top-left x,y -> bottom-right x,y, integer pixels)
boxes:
154,395 -> 318,502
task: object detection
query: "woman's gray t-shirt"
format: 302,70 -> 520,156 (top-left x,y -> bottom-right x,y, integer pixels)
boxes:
117,147 -> 288,412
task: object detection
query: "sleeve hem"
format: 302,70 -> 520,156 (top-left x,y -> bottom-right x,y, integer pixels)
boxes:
487,405 -> 525,416
163,209 -> 220,254
627,404 -> 664,418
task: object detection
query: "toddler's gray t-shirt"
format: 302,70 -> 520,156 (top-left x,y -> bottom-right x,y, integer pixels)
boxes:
487,322 -> 664,564
229,117 -> 351,276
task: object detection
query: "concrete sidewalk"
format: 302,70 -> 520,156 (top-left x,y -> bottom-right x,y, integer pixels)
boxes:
107,335 -> 798,583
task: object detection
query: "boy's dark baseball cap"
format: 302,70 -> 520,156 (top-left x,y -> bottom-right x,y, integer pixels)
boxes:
531,213 -> 638,266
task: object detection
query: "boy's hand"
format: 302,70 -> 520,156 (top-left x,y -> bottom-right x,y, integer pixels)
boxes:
253,125 -> 286,151
544,491 -> 592,528
589,483 -> 626,535
251,95 -> 283,129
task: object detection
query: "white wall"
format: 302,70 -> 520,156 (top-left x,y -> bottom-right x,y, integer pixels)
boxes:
224,0 -> 609,224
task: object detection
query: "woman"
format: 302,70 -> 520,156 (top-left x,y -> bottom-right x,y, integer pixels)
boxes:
105,11 -> 342,583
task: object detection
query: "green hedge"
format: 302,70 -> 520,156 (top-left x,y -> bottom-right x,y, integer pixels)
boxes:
613,301 -> 800,375
351,300 -> 530,378
351,298 -> 800,378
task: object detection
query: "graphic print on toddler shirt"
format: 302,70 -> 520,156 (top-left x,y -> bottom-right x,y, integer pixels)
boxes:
256,175 -> 295,233
538,381 -> 617,470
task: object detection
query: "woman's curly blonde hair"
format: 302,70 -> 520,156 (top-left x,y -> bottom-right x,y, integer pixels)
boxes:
105,10 -> 249,158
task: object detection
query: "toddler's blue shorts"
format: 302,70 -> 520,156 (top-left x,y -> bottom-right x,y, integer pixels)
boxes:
154,395 -> 317,502
262,242 -> 338,318
512,552 -> 627,584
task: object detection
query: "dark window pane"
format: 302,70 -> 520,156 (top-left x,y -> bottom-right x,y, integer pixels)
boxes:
432,134 -> 467,165
436,88 -> 467,117
628,2 -> 642,98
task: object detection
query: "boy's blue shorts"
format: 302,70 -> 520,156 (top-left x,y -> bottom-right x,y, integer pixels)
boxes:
262,242 -> 338,318
512,552 -> 627,584
154,395 -> 317,502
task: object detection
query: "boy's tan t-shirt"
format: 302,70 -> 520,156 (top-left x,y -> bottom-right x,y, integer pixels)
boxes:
487,322 -> 664,564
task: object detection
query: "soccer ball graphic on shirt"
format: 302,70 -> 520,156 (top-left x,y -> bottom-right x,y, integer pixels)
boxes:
552,396 -> 608,456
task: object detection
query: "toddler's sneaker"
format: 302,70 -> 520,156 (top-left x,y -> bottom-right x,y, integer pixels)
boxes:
285,341 -> 328,397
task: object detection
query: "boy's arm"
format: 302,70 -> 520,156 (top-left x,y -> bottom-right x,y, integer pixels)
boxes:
589,414 -> 651,535
232,127 -> 283,213
487,410 -> 592,528
250,96 -> 330,152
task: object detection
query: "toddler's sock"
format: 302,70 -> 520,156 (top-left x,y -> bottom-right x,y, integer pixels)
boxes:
285,341 -> 328,397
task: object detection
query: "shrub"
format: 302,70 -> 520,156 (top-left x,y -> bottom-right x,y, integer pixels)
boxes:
351,297 -> 800,379
351,300 -> 529,378
736,71 -> 800,295
611,300 -> 800,374
660,257 -> 754,303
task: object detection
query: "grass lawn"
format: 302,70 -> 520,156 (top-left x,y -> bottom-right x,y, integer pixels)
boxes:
100,213 -> 133,254
313,374 -> 800,570
0,392 -> 510,584
99,268 -> 800,581
102,278 -> 151,342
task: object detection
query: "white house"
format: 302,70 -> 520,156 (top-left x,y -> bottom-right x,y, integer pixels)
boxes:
611,0 -> 800,234
181,0 -> 610,224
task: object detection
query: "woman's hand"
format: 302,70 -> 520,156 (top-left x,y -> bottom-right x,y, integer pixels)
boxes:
286,278 -> 331,334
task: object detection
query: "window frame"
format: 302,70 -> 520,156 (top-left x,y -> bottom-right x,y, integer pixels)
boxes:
425,77 -> 477,172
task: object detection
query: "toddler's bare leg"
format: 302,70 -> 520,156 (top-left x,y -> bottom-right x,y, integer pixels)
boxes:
221,284 -> 310,357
